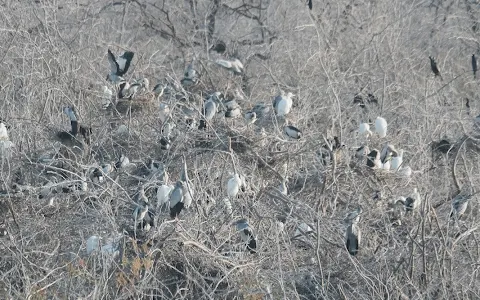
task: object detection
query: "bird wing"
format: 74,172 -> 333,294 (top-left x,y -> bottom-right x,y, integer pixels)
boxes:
107,49 -> 119,75
215,59 -> 232,69
117,51 -> 134,75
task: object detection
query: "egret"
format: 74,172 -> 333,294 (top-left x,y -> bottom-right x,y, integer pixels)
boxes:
375,117 -> 387,138
233,219 -> 257,253
359,122 -> 372,137
0,122 -> 9,141
366,149 -> 381,168
227,173 -> 242,198
391,149 -> 403,171
101,86 -> 113,109
450,194 -> 472,219
157,183 -> 174,209
284,125 -> 302,139
273,92 -> 294,117
215,58 -> 244,75
429,56 -> 441,79
106,49 -> 134,82
473,54 -> 477,79
345,210 -> 361,256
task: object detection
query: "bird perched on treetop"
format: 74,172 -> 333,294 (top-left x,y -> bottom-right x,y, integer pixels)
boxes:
429,56 -> 442,80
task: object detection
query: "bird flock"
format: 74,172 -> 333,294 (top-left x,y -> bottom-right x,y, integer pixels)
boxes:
0,48 -> 478,259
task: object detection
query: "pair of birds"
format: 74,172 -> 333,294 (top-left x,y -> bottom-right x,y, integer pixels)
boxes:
365,144 -> 404,171
430,54 -> 477,79
359,117 -> 387,138
57,107 -> 92,145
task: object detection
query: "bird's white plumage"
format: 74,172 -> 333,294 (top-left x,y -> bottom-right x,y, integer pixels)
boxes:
391,149 -> 403,171
275,92 -> 294,116
359,123 -> 372,137
0,123 -> 8,141
227,174 -> 242,198
157,184 -> 174,207
375,117 -> 388,138
215,58 -> 244,74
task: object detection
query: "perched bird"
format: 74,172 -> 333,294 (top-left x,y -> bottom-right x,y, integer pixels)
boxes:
244,111 -> 257,125
353,93 -> 378,108
473,54 -> 478,79
181,61 -> 198,86
366,149 -> 381,168
225,107 -> 241,118
101,85 -> 113,109
391,149 -> 404,171
135,185 -> 149,204
375,117 -> 387,138
405,188 -> 421,212
123,78 -> 149,99
273,92 -> 294,117
157,183 -> 174,209
133,203 -> 149,224
0,122 -> 9,141
359,122 -> 372,137
169,181 -> 192,218
159,103 -> 170,124
293,223 -> 314,243
58,107 -> 92,144
233,219 -> 257,253
115,154 -> 130,169
307,0 -> 312,10
160,136 -> 171,150
227,173 -> 242,198
345,214 -> 361,256
92,163 -> 113,183
199,97 -> 218,130
107,49 -> 134,82
344,206 -> 363,224
381,153 -> 392,170
355,145 -> 369,160
284,125 -> 302,139
429,56 -> 442,79
215,58 -> 244,75
450,194 -> 472,219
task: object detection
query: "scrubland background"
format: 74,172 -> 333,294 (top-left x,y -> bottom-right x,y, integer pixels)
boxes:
1,0 -> 480,299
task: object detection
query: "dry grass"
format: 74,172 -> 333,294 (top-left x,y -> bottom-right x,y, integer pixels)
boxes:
0,0 -> 480,299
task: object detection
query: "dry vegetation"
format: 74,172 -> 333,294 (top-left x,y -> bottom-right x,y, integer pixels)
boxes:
1,0 -> 480,299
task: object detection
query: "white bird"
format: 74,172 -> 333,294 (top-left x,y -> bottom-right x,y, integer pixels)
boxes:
273,92 -> 294,117
284,125 -> 302,139
157,184 -> 174,208
375,116 -> 388,138
227,173 -> 242,198
106,49 -> 134,82
381,153 -> 392,170
101,86 -> 113,109
0,122 -> 9,140
159,103 -> 170,123
215,58 -> 244,75
391,149 -> 403,171
359,122 -> 372,137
